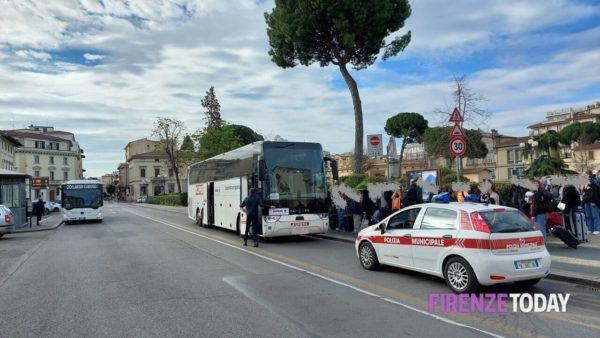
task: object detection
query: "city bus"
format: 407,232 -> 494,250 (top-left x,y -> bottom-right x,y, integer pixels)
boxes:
60,179 -> 104,224
187,141 -> 338,237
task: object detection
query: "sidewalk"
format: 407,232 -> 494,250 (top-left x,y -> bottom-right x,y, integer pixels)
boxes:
10,211 -> 63,233
316,228 -> 600,288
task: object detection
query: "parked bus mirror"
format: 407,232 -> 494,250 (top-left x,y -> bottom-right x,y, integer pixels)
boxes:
324,157 -> 339,181
258,159 -> 267,181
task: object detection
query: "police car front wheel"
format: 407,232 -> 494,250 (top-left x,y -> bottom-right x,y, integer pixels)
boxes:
359,242 -> 380,270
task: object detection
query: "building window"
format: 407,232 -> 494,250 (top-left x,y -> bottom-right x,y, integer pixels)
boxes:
168,169 -> 174,177
589,151 -> 595,160
64,157 -> 68,165
48,142 -> 59,150
154,158 -> 159,162
35,190 -> 40,198
64,171 -> 68,180
155,168 -> 160,177
141,186 -> 147,196
140,168 -> 146,178
34,155 -> 40,164
50,171 -> 55,181
34,170 -> 40,177
49,156 -> 54,164
508,167 -> 524,178
168,183 -> 175,193
507,150 -> 514,164
515,149 -> 522,163
35,140 -> 45,149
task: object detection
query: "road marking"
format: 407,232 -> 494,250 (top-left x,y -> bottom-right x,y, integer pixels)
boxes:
125,208 -> 503,338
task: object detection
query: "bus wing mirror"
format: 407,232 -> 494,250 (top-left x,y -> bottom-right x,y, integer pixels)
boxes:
324,157 -> 339,181
258,159 -> 267,181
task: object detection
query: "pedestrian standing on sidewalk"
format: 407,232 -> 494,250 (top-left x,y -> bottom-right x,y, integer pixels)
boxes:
532,181 -> 551,244
391,188 -> 403,213
240,188 -> 274,247
583,170 -> 600,235
33,198 -> 44,226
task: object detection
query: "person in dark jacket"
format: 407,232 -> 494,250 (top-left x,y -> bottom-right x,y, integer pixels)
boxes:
404,179 -> 423,207
33,198 -> 45,226
561,184 -> 581,234
240,188 -> 274,247
360,190 -> 377,227
532,181 -> 551,244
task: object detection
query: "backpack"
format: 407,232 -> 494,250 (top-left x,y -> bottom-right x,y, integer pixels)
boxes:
435,192 -> 450,203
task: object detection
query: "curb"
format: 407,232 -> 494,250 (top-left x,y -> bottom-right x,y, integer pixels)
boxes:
312,233 -> 355,244
11,221 -> 63,233
546,272 -> 600,289
315,233 -> 600,289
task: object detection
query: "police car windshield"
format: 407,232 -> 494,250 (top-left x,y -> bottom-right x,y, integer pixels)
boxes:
478,210 -> 537,233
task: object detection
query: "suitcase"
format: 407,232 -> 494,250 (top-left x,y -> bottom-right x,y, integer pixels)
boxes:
566,210 -> 589,242
551,227 -> 579,249
562,210 -> 589,243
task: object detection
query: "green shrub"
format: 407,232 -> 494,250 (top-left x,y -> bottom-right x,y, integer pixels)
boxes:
343,173 -> 367,189
147,193 -> 187,206
495,181 -> 513,207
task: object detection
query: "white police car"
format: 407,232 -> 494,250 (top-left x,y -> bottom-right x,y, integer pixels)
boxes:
355,203 -> 551,293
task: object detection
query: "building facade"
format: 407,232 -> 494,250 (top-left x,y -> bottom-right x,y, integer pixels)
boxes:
3,126 -> 84,201
528,102 -> 600,172
0,132 -> 22,171
122,138 -> 183,201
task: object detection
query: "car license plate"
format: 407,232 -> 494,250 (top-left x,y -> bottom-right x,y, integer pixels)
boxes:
514,259 -> 539,270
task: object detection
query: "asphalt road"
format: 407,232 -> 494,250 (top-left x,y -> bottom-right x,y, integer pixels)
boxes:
0,203 -> 598,337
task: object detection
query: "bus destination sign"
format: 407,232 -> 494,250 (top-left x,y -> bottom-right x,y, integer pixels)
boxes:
64,184 -> 100,190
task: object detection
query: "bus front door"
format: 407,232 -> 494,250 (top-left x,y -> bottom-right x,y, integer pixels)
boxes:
208,182 -> 215,226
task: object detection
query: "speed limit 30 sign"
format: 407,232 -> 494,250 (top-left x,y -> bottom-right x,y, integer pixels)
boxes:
449,137 -> 467,157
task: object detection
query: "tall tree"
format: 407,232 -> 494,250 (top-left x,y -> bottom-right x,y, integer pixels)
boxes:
201,86 -> 223,130
265,0 -> 412,173
178,134 -> 198,172
194,125 -> 243,160
384,112 -> 428,175
230,124 -> 264,145
152,117 -> 185,193
534,130 -> 562,156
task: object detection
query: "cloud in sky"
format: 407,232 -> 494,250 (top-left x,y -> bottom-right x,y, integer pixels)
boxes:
0,0 -> 599,178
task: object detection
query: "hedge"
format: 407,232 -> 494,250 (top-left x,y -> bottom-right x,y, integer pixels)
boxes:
147,193 -> 188,206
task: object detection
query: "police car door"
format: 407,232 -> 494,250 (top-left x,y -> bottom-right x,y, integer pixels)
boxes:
378,207 -> 422,268
411,206 -> 459,274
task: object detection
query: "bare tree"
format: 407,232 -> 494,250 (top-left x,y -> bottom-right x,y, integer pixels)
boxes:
201,86 -> 223,130
434,75 -> 490,127
152,117 -> 185,193
433,75 -> 490,177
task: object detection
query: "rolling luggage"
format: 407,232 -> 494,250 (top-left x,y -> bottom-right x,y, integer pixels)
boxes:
551,227 -> 579,249
564,209 -> 589,242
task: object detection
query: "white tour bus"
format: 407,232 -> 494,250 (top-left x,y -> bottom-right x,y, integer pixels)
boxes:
60,179 -> 104,223
187,141 -> 338,237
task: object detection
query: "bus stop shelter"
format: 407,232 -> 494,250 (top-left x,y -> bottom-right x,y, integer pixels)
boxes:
0,169 -> 30,228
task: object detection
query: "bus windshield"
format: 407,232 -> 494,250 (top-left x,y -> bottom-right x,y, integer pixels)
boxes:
263,143 -> 327,203
62,184 -> 103,210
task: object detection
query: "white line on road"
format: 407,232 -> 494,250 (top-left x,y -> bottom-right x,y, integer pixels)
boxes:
125,208 -> 504,338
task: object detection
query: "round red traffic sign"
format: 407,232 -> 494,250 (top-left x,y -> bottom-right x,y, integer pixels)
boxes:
369,135 -> 381,146
449,137 -> 466,157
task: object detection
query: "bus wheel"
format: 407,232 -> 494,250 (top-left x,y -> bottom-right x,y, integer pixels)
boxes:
236,216 -> 241,236
196,210 -> 203,227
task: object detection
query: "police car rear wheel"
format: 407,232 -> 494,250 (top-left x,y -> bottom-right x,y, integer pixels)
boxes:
444,257 -> 479,293
359,242 -> 379,270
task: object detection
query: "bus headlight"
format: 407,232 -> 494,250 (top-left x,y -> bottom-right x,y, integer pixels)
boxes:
266,216 -> 280,222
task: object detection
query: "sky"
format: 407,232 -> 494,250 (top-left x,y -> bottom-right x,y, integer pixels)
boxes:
1,0 -> 599,178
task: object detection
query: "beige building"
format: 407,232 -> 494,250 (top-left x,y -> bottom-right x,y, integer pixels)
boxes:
528,102 -> 600,172
0,132 -> 22,171
332,152 -> 396,179
3,126 -> 84,201
121,138 -> 184,201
